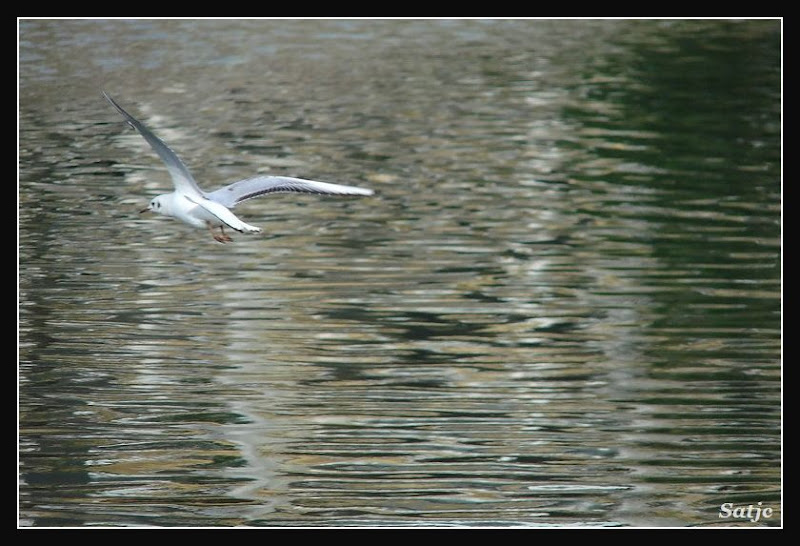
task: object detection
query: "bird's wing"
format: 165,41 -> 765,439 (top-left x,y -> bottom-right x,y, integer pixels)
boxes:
103,91 -> 204,198
183,195 -> 261,233
205,175 -> 374,208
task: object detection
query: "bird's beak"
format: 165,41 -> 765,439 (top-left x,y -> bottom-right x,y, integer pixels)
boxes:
139,207 -> 150,214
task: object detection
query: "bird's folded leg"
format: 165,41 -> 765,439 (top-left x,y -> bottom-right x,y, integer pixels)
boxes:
208,223 -> 233,243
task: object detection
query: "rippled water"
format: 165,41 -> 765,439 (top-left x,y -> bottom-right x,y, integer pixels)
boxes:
19,19 -> 781,527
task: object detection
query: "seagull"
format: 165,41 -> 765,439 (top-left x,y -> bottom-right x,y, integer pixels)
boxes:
103,91 -> 374,243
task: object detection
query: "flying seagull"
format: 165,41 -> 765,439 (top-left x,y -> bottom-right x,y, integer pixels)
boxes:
103,92 -> 374,243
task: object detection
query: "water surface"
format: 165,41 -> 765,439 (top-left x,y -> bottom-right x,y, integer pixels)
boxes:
19,19 -> 781,527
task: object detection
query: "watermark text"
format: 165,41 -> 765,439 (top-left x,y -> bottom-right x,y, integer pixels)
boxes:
719,502 -> 774,523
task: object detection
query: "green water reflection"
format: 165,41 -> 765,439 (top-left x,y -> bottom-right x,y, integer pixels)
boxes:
19,19 -> 780,527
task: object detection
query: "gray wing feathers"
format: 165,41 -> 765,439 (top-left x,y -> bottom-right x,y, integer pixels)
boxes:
104,92 -> 375,209
206,176 -> 374,208
103,91 -> 204,197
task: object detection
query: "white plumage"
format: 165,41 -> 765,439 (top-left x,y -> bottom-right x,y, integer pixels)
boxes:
104,92 -> 374,243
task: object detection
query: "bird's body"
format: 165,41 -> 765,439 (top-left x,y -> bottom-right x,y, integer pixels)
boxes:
103,92 -> 373,243
147,191 -> 261,240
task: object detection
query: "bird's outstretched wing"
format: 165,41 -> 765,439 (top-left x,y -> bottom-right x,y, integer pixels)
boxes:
103,91 -> 204,198
205,175 -> 375,209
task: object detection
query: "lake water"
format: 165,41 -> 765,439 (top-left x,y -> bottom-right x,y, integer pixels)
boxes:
18,19 -> 781,527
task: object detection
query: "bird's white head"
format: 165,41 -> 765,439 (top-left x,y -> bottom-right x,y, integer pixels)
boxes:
140,195 -> 170,216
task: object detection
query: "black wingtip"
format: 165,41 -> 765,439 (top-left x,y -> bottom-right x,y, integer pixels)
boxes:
102,92 -> 137,129
102,90 -> 119,109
